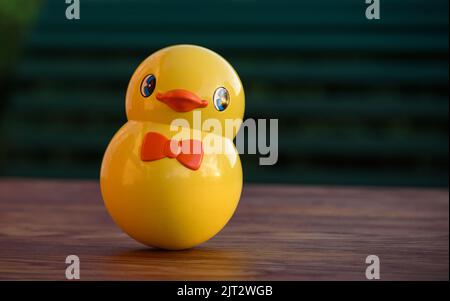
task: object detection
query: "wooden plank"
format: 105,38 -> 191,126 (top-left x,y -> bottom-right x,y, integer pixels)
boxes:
35,17 -> 449,31
35,10 -> 448,29
14,58 -> 449,84
3,121 -> 448,157
279,136 -> 449,156
35,0 -> 448,32
243,167 -> 449,187
3,126 -> 113,152
40,0 -> 448,12
3,0 -> 447,188
8,93 -> 449,120
2,161 -> 448,187
0,179 -> 447,280
26,32 -> 449,53
0,163 -> 101,179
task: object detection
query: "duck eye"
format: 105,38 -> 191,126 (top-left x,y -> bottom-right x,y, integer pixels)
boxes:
213,87 -> 230,111
140,74 -> 156,97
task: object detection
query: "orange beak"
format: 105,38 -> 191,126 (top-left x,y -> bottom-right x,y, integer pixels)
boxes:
156,89 -> 208,112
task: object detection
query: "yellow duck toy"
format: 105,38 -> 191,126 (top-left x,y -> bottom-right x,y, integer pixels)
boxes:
100,45 -> 245,250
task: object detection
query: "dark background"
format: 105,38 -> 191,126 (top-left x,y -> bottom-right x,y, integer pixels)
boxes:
0,0 -> 448,187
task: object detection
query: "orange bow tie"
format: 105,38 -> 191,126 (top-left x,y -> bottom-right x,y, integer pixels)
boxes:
140,132 -> 203,170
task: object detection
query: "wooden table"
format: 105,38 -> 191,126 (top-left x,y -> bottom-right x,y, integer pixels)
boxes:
0,179 -> 448,280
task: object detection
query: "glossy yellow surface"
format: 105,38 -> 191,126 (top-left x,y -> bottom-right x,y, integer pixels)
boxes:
100,45 -> 245,250
126,45 -> 245,139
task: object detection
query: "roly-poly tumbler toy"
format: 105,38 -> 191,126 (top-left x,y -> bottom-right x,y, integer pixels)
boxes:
100,45 -> 245,250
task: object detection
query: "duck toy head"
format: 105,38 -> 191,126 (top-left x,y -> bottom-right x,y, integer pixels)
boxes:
100,45 -> 245,250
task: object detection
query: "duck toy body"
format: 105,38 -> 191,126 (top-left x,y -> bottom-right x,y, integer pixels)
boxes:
100,45 -> 245,250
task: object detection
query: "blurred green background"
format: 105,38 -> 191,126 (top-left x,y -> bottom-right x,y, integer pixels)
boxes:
0,0 -> 448,187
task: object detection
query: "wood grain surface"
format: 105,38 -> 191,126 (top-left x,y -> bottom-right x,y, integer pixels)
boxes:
0,179 -> 448,280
